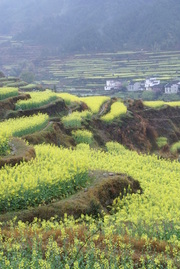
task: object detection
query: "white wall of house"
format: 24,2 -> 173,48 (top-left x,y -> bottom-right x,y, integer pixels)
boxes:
165,84 -> 179,94
145,78 -> 160,89
127,82 -> 143,91
104,80 -> 122,91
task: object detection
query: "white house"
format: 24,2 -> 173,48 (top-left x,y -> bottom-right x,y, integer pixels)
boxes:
127,82 -> 144,91
145,78 -> 160,90
104,80 -> 122,91
165,82 -> 180,94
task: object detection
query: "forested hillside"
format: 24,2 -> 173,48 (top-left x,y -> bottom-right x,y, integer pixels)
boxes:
0,0 -> 180,53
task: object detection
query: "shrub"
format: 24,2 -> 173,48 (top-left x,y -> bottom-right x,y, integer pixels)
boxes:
171,141 -> 180,153
62,111 -> 92,128
156,137 -> 168,148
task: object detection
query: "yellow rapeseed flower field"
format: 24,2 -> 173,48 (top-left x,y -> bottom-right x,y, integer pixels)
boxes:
101,101 -> 127,122
144,100 -> 180,108
62,111 -> 92,128
57,93 -> 110,113
56,93 -> 80,104
0,87 -> 18,100
15,90 -> 58,110
0,142 -> 179,267
80,96 -> 110,113
0,113 -> 49,137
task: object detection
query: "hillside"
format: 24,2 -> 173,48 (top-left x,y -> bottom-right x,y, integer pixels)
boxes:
0,85 -> 180,267
1,0 -> 180,53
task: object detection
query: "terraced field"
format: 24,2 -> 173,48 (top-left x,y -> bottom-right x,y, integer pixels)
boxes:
35,50 -> 180,90
0,86 -> 180,268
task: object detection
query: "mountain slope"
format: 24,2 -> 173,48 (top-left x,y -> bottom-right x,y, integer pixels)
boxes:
0,0 -> 180,53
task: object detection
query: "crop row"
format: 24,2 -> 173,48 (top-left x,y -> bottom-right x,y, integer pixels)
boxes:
101,101 -> 127,122
144,100 -> 180,108
0,113 -> 49,137
58,93 -> 110,114
0,87 -> 18,100
15,90 -> 58,110
0,144 -> 88,211
39,50 -> 180,88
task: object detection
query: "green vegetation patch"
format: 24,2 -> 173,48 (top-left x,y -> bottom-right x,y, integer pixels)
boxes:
62,111 -> 92,128
0,131 -> 11,157
156,137 -> 168,148
171,141 -> 180,153
72,130 -> 93,145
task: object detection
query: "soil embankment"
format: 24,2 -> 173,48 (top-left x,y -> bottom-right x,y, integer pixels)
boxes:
0,138 -> 36,168
0,171 -> 142,223
86,100 -> 180,158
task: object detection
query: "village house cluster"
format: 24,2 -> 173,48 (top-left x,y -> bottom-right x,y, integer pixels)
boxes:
104,78 -> 180,94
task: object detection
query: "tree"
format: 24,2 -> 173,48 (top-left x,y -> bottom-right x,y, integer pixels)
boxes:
20,72 -> 35,83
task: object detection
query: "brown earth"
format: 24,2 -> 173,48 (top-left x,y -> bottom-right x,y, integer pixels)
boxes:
23,121 -> 75,147
84,100 -> 180,158
18,99 -> 180,158
6,98 -> 67,119
0,93 -> 31,118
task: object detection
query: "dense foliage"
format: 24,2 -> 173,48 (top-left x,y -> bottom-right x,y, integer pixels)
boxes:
0,131 -> 10,156
62,111 -> 92,128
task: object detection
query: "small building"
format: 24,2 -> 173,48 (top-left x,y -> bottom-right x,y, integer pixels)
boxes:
164,82 -> 180,94
145,78 -> 160,90
148,84 -> 164,93
104,80 -> 122,91
127,82 -> 144,91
